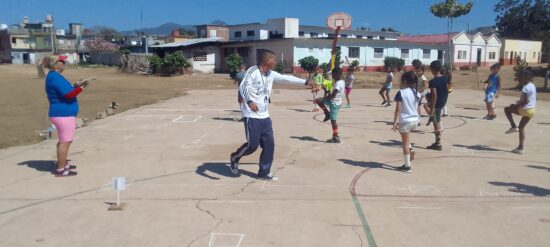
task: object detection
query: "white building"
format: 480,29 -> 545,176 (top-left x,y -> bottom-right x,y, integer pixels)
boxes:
398,31 -> 501,67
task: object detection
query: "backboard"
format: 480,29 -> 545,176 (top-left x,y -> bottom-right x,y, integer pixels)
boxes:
326,12 -> 352,31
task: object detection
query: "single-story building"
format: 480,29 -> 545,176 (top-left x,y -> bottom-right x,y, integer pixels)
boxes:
499,38 -> 543,65
150,37 -> 223,73
398,31 -> 501,68
219,38 -> 446,73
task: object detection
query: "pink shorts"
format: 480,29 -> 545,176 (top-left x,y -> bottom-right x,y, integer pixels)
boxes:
50,117 -> 77,142
345,88 -> 352,96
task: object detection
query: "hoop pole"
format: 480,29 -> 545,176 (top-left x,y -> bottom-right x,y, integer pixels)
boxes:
330,26 -> 341,70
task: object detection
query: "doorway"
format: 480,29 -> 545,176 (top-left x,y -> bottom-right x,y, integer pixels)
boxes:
476,48 -> 482,67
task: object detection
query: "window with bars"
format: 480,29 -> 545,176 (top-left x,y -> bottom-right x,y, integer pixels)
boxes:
374,48 -> 384,58
423,49 -> 430,59
348,47 -> 359,58
401,49 -> 409,59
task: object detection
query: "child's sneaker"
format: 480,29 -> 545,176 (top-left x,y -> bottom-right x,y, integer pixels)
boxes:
442,113 -> 449,117
427,143 -> 442,151
381,100 -> 387,105
344,104 -> 351,108
511,148 -> 524,154
396,165 -> 411,173
482,115 -> 490,120
505,127 -> 519,134
258,173 -> 278,182
488,115 -> 496,120
385,102 -> 391,107
326,136 -> 341,143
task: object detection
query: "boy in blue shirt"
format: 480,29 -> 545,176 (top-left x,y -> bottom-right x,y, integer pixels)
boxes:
483,63 -> 501,120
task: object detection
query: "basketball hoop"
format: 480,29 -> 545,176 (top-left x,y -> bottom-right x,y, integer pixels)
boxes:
326,12 -> 352,69
327,12 -> 352,31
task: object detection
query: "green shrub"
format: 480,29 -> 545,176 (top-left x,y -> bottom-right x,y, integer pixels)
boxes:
159,51 -> 191,75
513,56 -> 530,77
148,55 -> 162,74
226,53 -> 244,75
275,60 -> 286,73
384,57 -> 405,71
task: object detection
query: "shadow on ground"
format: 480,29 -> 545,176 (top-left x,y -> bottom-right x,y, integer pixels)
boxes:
370,139 -> 402,148
453,144 -> 508,152
17,160 -> 56,173
338,159 -> 398,172
290,136 -> 324,142
488,181 -> 550,196
526,165 -> 550,172
373,120 -> 393,125
212,117 -> 240,122
289,108 -> 310,113
196,162 -> 257,180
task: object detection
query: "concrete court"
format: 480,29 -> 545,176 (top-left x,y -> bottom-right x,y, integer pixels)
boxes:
0,88 -> 549,247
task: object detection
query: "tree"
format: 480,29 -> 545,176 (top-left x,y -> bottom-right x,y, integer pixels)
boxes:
298,56 -> 319,79
495,0 -> 550,76
320,62 -> 330,74
225,53 -> 244,77
430,0 -> 474,65
334,47 -> 343,68
348,60 -> 360,72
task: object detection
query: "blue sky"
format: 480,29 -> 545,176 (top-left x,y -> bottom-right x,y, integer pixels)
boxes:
1,0 -> 500,34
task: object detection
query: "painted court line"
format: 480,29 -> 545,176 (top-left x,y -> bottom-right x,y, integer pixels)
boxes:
512,207 -> 550,210
172,115 -> 202,123
396,206 -> 442,210
181,123 -> 223,148
209,233 -> 246,247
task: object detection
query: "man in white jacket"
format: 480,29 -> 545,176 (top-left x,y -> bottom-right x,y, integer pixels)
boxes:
230,49 -> 311,181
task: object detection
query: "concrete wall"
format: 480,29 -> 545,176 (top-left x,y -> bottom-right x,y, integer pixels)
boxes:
181,46 -> 220,73
229,25 -> 269,41
90,52 -> 121,66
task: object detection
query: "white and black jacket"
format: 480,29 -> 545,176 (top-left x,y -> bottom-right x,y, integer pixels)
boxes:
239,66 -> 307,119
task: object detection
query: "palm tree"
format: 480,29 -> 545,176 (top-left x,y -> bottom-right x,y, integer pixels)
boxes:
430,0 -> 473,67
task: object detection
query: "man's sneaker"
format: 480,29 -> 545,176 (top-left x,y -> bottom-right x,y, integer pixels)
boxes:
258,173 -> 279,182
326,136 -> 341,143
488,115 -> 496,120
482,115 -> 490,120
381,100 -> 387,105
511,148 -> 524,154
505,127 -> 519,134
396,165 -> 411,173
385,102 -> 391,107
323,113 -> 330,122
427,143 -> 442,151
229,153 -> 239,175
442,113 -> 449,117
